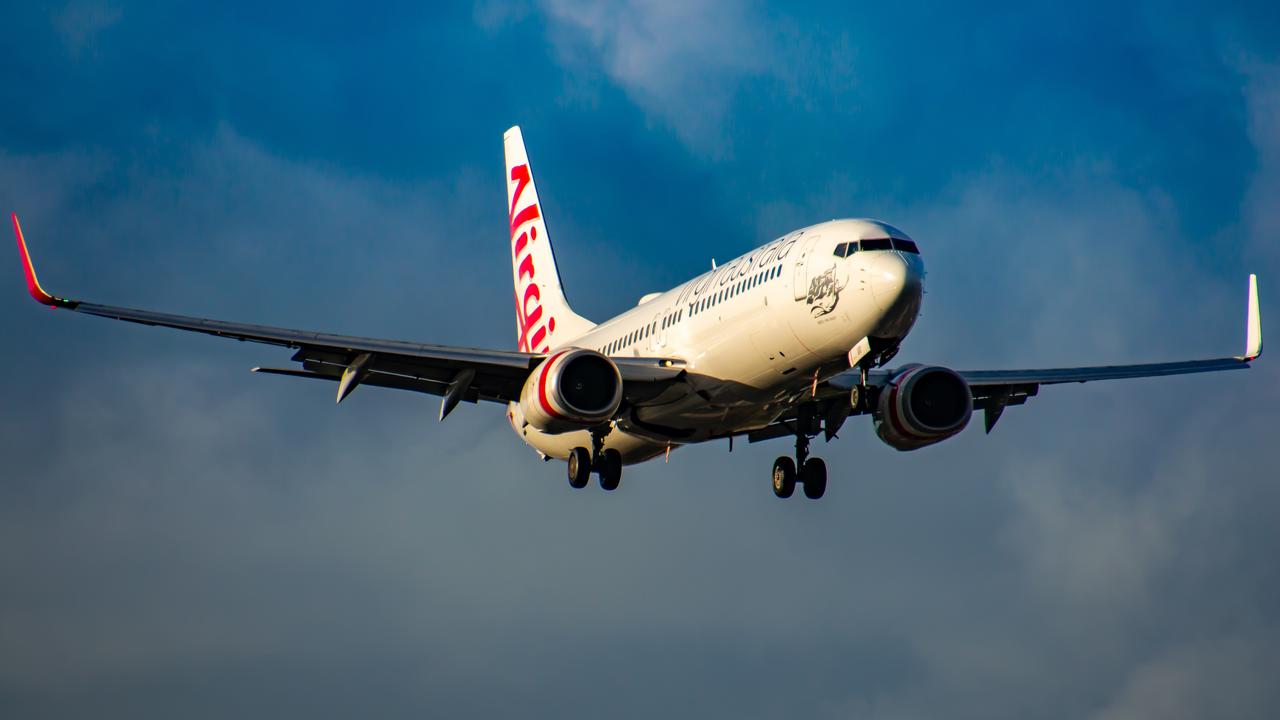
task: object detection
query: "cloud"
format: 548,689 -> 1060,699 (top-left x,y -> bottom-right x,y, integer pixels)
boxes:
1091,632 -> 1280,720
532,0 -> 772,154
54,1 -> 122,59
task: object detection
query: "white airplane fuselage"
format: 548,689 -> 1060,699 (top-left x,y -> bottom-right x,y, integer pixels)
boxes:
508,218 -> 925,463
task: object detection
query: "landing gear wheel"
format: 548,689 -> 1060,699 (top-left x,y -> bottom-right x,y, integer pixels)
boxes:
801,457 -> 827,500
598,449 -> 622,491
772,457 -> 796,498
567,447 -> 591,489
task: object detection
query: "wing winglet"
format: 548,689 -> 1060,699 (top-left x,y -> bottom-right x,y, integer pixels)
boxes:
1243,273 -> 1262,361
12,213 -> 77,309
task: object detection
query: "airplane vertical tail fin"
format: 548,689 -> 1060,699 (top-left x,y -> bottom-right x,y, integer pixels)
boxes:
504,126 -> 595,353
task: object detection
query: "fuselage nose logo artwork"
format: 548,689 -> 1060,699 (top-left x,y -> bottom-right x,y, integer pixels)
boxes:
510,163 -> 555,353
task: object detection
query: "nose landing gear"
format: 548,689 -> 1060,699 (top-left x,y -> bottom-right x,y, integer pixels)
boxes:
772,427 -> 827,500
566,426 -> 623,491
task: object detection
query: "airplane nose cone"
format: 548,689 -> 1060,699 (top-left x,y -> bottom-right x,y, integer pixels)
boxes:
866,252 -> 918,309
866,251 -> 924,337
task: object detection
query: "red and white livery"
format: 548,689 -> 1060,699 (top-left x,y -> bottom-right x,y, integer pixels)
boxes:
12,128 -> 1264,499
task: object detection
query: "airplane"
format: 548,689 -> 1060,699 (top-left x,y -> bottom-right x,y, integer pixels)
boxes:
12,127 -> 1264,499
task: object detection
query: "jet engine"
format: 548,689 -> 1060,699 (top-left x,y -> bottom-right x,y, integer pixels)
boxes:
873,365 -> 973,451
519,348 -> 623,434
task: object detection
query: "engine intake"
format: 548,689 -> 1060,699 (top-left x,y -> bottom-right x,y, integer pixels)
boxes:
519,348 -> 623,434
874,365 -> 972,451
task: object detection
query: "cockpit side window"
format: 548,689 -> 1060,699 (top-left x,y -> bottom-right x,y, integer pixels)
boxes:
833,242 -> 849,257
892,238 -> 920,254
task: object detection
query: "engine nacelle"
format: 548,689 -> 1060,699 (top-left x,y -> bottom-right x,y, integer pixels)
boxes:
874,365 -> 973,451
519,348 -> 623,434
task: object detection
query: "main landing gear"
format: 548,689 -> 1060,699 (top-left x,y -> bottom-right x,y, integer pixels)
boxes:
772,433 -> 827,500
567,427 -> 622,491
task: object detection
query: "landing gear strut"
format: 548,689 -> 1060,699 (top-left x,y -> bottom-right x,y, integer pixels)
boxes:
566,426 -> 622,491
772,427 -> 827,500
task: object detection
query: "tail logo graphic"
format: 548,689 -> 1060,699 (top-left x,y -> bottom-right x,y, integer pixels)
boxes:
510,163 -> 556,353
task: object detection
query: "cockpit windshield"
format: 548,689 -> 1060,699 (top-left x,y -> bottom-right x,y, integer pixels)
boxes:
833,237 -> 920,257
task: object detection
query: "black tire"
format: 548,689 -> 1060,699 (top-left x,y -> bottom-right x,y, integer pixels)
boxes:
802,457 -> 827,500
567,447 -> 591,489
772,457 -> 796,498
598,449 -> 622,491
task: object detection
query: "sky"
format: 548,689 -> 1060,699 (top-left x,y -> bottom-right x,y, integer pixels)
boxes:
2,1 -> 1279,718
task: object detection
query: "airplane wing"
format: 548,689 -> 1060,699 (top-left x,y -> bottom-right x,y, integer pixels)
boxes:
952,273 -> 1260,431
830,274 -> 1262,432
742,275 -> 1262,445
13,214 -> 684,416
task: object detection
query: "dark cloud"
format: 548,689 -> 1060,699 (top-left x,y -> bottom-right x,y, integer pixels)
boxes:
2,2 -> 1279,718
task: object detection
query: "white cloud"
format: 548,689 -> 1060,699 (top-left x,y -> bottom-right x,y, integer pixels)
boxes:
1092,633 -> 1280,720
535,0 -> 771,154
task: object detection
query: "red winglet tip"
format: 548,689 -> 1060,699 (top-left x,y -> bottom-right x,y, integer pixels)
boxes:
12,213 -> 59,307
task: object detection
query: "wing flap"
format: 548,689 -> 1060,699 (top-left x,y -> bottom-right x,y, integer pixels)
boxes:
253,366 -> 446,395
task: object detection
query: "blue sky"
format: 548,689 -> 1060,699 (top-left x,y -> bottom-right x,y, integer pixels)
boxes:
2,2 -> 1279,718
